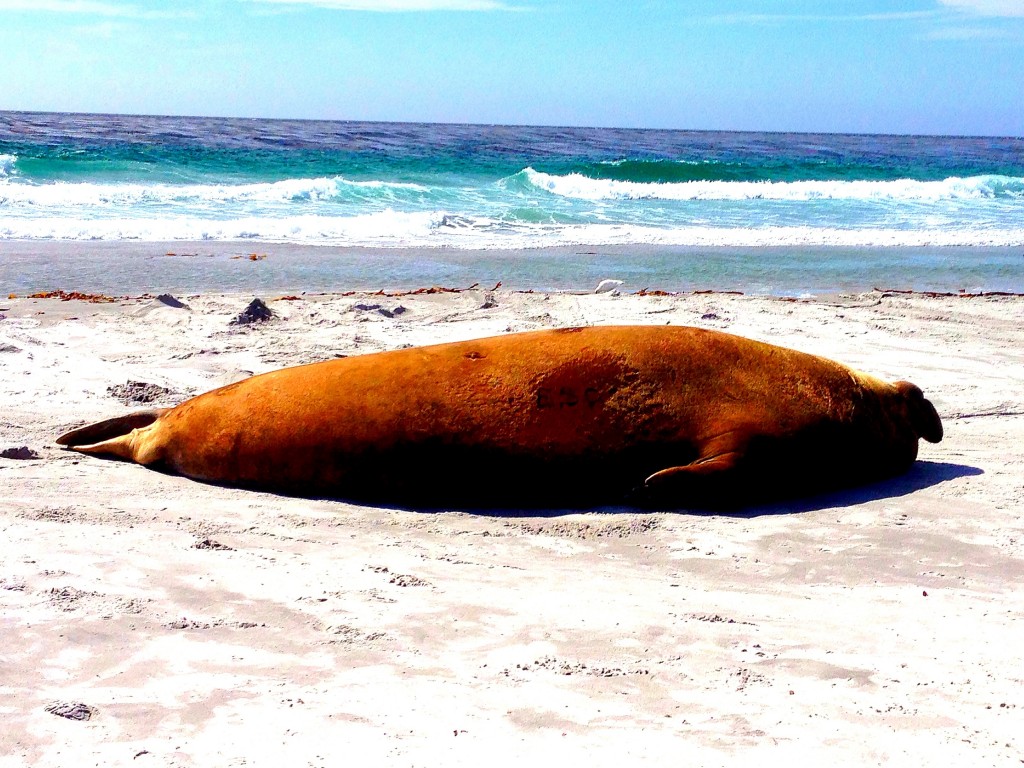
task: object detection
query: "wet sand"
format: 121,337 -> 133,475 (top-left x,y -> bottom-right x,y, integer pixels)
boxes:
2,239 -> 1022,297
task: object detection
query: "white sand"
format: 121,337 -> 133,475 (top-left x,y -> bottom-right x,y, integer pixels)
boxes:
1,288 -> 1022,767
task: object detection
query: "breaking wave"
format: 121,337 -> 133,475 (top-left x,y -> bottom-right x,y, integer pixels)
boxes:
519,168 -> 1024,202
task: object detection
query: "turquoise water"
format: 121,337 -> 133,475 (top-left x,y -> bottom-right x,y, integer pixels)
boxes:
1,111 -> 1023,293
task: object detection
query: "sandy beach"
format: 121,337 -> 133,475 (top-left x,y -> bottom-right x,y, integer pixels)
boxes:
1,286 -> 1022,766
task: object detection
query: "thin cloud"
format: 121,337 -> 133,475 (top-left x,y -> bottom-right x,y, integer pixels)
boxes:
0,0 -> 187,18
925,24 -> 1014,38
938,0 -> 1024,17
0,0 -> 134,13
698,11 -> 941,25
245,0 -> 519,10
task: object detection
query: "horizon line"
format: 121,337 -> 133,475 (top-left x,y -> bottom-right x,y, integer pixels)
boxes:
2,108 -> 1021,142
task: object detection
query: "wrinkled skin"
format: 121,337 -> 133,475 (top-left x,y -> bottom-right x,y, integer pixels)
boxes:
58,325 -> 942,510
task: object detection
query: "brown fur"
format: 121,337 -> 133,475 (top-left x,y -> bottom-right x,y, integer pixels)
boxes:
57,326 -> 942,509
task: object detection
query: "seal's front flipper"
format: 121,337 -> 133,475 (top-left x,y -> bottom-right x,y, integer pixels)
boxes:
637,452 -> 747,510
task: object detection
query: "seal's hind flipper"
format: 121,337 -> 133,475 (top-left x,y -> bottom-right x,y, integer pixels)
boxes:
57,409 -> 165,448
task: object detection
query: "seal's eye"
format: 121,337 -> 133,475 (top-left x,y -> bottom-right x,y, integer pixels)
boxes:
894,380 -> 924,401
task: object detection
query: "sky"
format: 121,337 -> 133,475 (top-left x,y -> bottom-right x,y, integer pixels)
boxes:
1,0 -> 1022,135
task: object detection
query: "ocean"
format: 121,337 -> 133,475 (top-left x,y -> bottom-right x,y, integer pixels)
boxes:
2,111 -> 1022,295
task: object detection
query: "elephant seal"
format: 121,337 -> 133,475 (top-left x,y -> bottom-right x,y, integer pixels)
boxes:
57,325 -> 942,509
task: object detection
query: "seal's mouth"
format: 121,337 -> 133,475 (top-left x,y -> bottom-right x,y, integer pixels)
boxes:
895,381 -> 943,443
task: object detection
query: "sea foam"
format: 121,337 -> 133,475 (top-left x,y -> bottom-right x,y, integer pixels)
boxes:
522,168 -> 1024,202
2,215 -> 1021,249
0,175 -> 430,209
0,210 -> 447,246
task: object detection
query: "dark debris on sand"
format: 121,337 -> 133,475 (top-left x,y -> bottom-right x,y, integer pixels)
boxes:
194,538 -> 234,551
154,293 -> 190,309
352,303 -> 408,318
230,298 -> 274,325
1,446 -> 41,460
45,701 -> 97,721
107,380 -> 178,405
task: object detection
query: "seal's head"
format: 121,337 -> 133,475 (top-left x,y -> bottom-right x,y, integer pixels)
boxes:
893,380 -> 943,444
832,373 -> 944,485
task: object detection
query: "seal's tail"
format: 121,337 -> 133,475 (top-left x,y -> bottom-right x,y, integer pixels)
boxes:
56,409 -> 166,460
